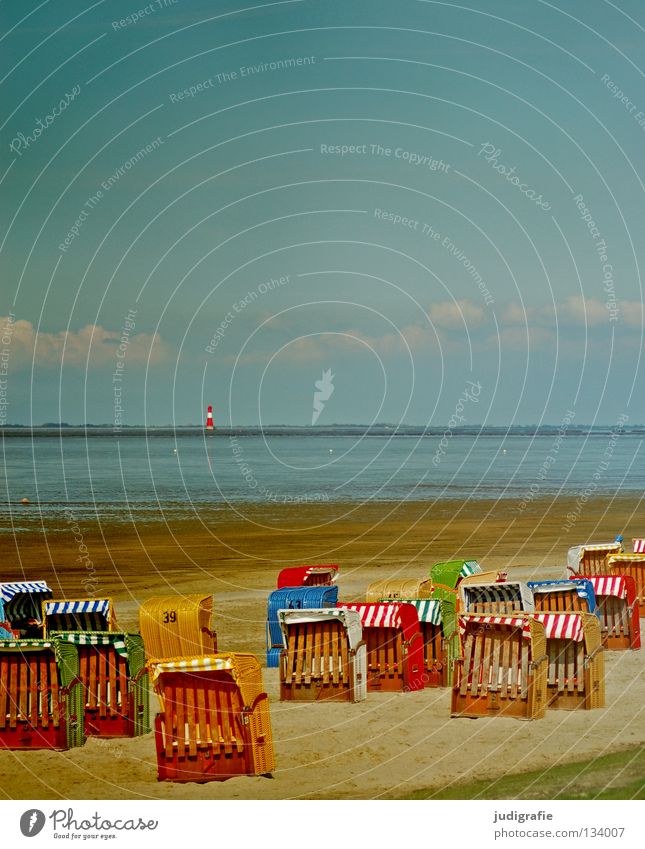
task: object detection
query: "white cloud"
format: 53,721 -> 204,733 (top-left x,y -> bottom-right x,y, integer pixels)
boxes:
0,317 -> 172,369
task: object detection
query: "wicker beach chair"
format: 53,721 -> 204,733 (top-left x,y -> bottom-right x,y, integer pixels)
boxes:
139,594 -> 217,660
530,612 -> 604,710
278,608 -> 366,702
52,632 -> 150,737
276,565 -> 338,588
0,637 -> 85,750
365,577 -> 433,603
266,585 -> 338,668
451,614 -> 548,720
150,652 -> 274,782
567,541 -> 623,577
574,576 -> 641,651
0,581 -> 52,637
606,553 -> 645,617
460,577 -> 534,615
430,560 -> 482,590
337,602 -> 425,692
528,579 -> 597,615
43,598 -> 117,636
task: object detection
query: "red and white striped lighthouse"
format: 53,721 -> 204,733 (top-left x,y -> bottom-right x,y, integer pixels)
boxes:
205,405 -> 214,430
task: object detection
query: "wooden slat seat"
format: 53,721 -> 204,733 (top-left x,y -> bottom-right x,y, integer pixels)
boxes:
451,614 -> 548,720
150,653 -> 274,782
567,542 -> 623,577
0,639 -> 85,750
52,633 -> 150,738
337,603 -> 425,692
278,609 -> 366,702
529,580 -> 596,616
576,576 -> 641,651
607,554 -> 645,617
530,612 -> 604,710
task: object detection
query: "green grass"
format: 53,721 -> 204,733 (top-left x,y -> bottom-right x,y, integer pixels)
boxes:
401,747 -> 645,800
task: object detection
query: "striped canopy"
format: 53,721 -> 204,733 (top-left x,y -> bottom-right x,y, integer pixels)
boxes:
586,575 -> 628,599
458,614 -> 533,639
0,580 -> 51,602
340,603 -> 406,630
461,581 -> 533,611
461,561 -> 481,578
633,539 -> 645,553
56,631 -> 128,657
531,613 -> 584,642
45,600 -> 110,615
401,598 -> 442,625
150,654 -> 234,680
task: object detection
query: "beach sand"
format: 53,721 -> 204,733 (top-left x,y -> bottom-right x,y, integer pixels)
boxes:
1,495 -> 644,799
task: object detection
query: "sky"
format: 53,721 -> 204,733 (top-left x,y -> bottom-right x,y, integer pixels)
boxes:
1,0 -> 644,427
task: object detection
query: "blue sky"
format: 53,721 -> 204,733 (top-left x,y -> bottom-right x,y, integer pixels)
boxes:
1,0 -> 644,426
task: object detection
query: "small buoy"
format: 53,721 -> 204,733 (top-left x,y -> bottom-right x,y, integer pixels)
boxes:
173,448 -> 177,453
21,497 -> 30,505
502,449 -> 507,454
329,448 -> 333,453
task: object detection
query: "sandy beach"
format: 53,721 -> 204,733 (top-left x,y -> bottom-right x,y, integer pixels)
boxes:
1,495 -> 644,799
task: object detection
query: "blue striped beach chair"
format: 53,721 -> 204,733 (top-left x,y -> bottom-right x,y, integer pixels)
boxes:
266,585 -> 338,667
0,581 -> 52,637
528,579 -> 597,616
42,598 -> 116,636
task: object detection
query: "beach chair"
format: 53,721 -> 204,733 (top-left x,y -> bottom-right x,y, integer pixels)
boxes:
530,612 -> 604,710
365,577 -> 433,603
567,541 -> 623,577
139,594 -> 217,660
266,585 -> 338,667
278,608 -> 366,702
52,632 -> 150,737
337,602 -> 425,692
574,576 -> 640,651
430,560 -> 482,590
398,591 -> 459,687
0,581 -> 52,637
150,652 -> 274,782
633,539 -> 645,553
460,577 -> 534,614
276,565 -> 338,589
451,614 -> 548,720
0,637 -> 85,750
528,579 -> 597,615
43,598 -> 116,636
606,553 -> 645,617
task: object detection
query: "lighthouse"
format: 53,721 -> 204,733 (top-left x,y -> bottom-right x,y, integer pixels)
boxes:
205,405 -> 214,431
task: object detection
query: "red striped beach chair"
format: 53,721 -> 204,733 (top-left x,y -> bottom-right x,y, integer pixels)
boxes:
576,576 -> 641,650
337,602 -> 424,692
451,614 -> 548,720
606,553 -> 645,617
567,541 -> 623,577
632,539 -> 645,553
278,608 -> 366,702
276,565 -> 338,588
0,637 -> 85,750
398,595 -> 459,687
530,612 -> 604,710
150,653 -> 274,782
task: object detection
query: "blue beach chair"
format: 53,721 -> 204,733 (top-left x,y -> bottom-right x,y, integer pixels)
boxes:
266,585 -> 339,667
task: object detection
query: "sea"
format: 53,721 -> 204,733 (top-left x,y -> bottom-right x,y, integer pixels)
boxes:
1,426 -> 643,528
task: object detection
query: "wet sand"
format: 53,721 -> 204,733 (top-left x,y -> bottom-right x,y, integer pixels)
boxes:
1,496 -> 644,799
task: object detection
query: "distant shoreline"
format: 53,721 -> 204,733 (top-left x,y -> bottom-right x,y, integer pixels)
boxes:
2,425 -> 645,437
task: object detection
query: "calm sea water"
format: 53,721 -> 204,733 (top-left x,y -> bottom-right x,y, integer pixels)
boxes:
1,429 -> 643,528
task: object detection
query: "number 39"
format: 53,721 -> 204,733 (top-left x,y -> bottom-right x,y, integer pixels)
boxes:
162,610 -> 177,624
